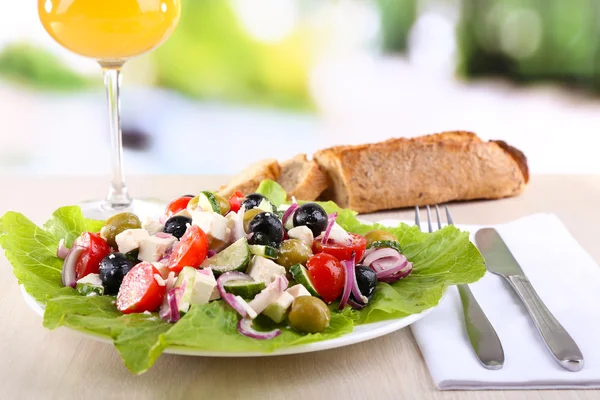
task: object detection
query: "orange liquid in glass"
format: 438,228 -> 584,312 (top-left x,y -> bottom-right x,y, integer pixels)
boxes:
38,0 -> 181,61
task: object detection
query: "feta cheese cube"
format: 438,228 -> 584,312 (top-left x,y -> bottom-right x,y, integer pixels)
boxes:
191,211 -> 230,242
189,269 -> 217,305
287,226 -> 314,247
115,229 -> 150,254
245,256 -> 286,285
263,292 -> 295,323
286,284 -> 312,299
138,235 -> 177,262
142,217 -> 165,236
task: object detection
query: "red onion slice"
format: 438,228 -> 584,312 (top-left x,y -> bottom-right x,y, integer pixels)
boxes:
321,212 -> 338,244
378,262 -> 413,283
57,239 -> 69,259
217,272 -> 255,317
338,256 -> 353,310
347,253 -> 366,303
159,287 -> 182,322
61,245 -> 85,288
363,248 -> 400,266
281,202 -> 299,227
347,299 -> 366,309
374,256 -> 408,279
237,317 -> 280,340
207,249 -> 217,258
155,232 -> 174,239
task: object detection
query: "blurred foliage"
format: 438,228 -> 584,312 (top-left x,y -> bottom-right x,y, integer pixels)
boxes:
377,0 -> 417,53
0,43 -> 93,91
152,0 -> 313,110
457,0 -> 600,90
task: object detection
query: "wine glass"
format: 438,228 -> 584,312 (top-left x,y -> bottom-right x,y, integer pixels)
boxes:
38,0 -> 181,219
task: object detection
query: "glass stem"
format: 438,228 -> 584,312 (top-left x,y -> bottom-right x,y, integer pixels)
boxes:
102,66 -> 131,209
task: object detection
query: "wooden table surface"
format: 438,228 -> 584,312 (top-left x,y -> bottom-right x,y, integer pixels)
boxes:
1,174 -> 599,400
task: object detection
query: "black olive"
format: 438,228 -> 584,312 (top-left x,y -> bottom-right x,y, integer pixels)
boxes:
183,194 -> 195,198
99,253 -> 134,295
124,249 -> 141,266
293,203 -> 328,236
163,215 -> 192,239
351,265 -> 378,302
242,193 -> 266,210
248,212 -> 284,247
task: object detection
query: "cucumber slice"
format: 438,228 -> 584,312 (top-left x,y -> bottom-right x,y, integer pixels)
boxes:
76,273 -> 104,296
198,191 -> 221,213
174,266 -> 197,314
249,244 -> 279,260
200,237 -> 251,275
289,264 -> 320,297
367,240 -> 402,253
257,198 -> 277,213
224,279 -> 266,298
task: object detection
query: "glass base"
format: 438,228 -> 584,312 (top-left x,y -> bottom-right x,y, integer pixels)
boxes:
78,198 -> 166,220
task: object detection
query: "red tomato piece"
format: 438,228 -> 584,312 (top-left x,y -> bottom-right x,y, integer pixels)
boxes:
228,190 -> 245,214
312,233 -> 367,262
306,253 -> 345,303
168,225 -> 208,273
73,232 -> 111,280
116,262 -> 166,314
165,196 -> 193,217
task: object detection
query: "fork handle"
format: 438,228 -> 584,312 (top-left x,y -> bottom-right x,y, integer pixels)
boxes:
506,275 -> 584,371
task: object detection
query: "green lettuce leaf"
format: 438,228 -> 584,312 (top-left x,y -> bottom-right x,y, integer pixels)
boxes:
255,179 -> 286,207
0,188 -> 485,374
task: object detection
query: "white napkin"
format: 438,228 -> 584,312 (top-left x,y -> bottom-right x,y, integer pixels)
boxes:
410,213 -> 600,390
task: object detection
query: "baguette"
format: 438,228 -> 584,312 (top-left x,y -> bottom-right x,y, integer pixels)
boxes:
313,131 -> 528,213
217,158 -> 281,199
277,154 -> 328,201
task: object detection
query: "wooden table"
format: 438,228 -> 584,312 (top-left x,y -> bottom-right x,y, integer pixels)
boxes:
1,175 -> 599,400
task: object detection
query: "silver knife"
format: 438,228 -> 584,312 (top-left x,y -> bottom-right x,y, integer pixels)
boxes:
475,228 -> 584,372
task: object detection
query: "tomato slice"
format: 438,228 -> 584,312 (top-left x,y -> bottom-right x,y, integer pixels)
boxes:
73,232 -> 111,280
168,225 -> 209,273
165,196 -> 193,217
117,262 -> 166,314
312,233 -> 367,262
306,253 -> 345,303
228,190 -> 245,214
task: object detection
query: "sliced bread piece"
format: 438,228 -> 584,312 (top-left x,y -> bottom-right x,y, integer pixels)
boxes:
217,158 -> 281,198
313,131 -> 528,213
277,154 -> 328,201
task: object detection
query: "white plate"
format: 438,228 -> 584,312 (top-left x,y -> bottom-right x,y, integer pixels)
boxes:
19,218 -> 443,357
20,286 -> 442,357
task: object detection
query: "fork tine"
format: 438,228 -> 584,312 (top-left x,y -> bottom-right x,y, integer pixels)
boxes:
435,204 -> 442,230
445,205 -> 454,226
426,205 -> 433,233
415,206 -> 421,231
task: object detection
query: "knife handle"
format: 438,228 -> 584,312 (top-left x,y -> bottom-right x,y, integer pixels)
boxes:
506,275 -> 584,371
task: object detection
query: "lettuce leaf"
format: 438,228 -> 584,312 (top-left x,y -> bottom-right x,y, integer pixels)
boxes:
0,189 -> 485,374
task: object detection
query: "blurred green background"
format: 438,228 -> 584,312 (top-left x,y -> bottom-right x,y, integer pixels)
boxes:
3,0 -> 599,105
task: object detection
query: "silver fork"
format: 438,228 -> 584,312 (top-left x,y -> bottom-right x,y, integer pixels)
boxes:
416,205 -> 505,370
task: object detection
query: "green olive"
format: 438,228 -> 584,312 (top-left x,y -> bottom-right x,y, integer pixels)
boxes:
213,193 -> 230,215
243,208 -> 263,233
100,212 -> 142,248
288,296 -> 331,333
277,239 -> 312,269
364,230 -> 397,246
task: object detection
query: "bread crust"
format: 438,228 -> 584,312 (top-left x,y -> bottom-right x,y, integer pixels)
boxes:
278,154 -> 328,201
217,159 -> 281,198
314,131 -> 528,213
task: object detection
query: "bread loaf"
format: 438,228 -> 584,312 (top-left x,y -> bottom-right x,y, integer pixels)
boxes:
277,154 -> 328,201
313,131 -> 528,213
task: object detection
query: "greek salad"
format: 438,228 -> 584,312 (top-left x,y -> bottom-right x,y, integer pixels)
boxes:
59,190 -> 413,339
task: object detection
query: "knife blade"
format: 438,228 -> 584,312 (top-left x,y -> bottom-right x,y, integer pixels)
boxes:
475,228 -> 584,372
